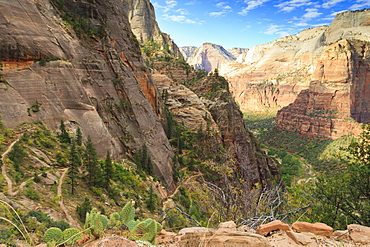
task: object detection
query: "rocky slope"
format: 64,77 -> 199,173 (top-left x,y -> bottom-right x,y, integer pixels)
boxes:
0,0 -> 174,188
150,55 -> 279,190
0,0 -> 280,190
78,220 -> 370,247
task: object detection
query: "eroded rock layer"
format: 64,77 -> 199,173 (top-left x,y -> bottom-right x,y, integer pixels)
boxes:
276,39 -> 370,138
0,0 -> 174,188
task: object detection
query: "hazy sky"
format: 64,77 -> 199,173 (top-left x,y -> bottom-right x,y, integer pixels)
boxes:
152,0 -> 370,49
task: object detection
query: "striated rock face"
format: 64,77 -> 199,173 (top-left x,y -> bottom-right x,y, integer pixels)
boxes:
190,10 -> 370,116
190,9 -> 370,139
180,46 -> 197,60
0,0 -> 174,188
151,56 -> 279,188
122,0 -> 183,58
183,43 -> 237,72
276,39 -> 370,138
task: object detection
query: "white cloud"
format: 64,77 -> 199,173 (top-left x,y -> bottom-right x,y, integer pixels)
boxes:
275,0 -> 315,13
185,0 -> 198,5
330,9 -> 348,16
264,24 -> 282,35
263,24 -> 290,36
302,8 -> 322,19
176,8 -> 189,15
290,7 -> 322,26
162,14 -> 200,24
350,0 -> 370,10
322,0 -> 345,8
209,2 -> 232,17
154,0 -> 178,12
165,0 -> 177,10
238,0 -> 270,15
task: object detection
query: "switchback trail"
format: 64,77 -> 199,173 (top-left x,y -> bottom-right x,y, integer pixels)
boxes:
58,168 -> 79,227
1,138 -> 20,195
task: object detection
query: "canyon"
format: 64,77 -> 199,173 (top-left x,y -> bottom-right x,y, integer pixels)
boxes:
0,0 -> 279,193
181,9 -> 370,138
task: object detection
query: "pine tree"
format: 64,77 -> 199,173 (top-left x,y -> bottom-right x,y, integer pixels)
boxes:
69,140 -> 80,194
76,197 -> 92,223
83,136 -> 101,187
146,185 -> 156,213
103,151 -> 113,190
76,127 -> 83,146
59,120 -> 70,144
134,144 -> 154,175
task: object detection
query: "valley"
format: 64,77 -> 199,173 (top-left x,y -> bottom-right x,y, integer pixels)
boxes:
0,0 -> 370,246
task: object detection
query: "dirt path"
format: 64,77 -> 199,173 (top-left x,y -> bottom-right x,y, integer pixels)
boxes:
1,138 -> 20,195
168,173 -> 202,199
58,168 -> 79,227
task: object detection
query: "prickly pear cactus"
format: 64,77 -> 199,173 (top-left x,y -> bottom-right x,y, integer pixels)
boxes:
63,228 -> 82,245
109,212 -> 121,227
44,227 -> 63,246
140,219 -> 157,244
84,208 -> 104,238
126,220 -> 139,231
100,215 -> 108,229
130,221 -> 146,241
120,201 -> 135,224
156,221 -> 162,233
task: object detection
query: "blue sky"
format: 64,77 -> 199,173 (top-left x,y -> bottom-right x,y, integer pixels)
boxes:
152,0 -> 370,49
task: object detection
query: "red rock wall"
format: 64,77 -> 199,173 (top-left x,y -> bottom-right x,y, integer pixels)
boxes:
277,39 -> 369,138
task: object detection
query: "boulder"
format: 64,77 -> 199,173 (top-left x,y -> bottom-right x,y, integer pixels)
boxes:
177,230 -> 271,247
286,230 -> 316,245
348,224 -> 370,244
157,229 -> 177,245
257,220 -> 292,235
292,222 -> 333,237
83,235 -> 140,247
217,221 -> 237,231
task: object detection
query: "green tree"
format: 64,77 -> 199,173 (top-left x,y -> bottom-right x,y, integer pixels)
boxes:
8,143 -> 27,172
134,144 -> 154,176
58,120 -> 70,144
83,136 -> 101,187
146,185 -> 157,213
102,151 -> 113,190
76,127 -> 83,146
76,197 -> 92,223
69,140 -> 80,194
307,124 -> 370,229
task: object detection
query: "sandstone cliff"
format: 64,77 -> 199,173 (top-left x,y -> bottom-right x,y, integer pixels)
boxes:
122,0 -> 183,58
181,43 -> 238,73
182,9 -> 370,138
0,0 -> 174,188
150,55 -> 279,189
276,38 -> 370,138
226,9 -> 370,138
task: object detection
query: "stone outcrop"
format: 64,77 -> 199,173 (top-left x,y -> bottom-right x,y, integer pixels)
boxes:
182,43 -> 237,72
176,228 -> 271,247
180,46 -> 197,60
122,0 -> 183,58
0,0 -> 174,188
222,10 -> 370,116
154,220 -> 370,247
257,220 -> 292,235
292,222 -> 333,237
276,38 -> 370,138
348,224 -> 370,244
151,56 -> 279,189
